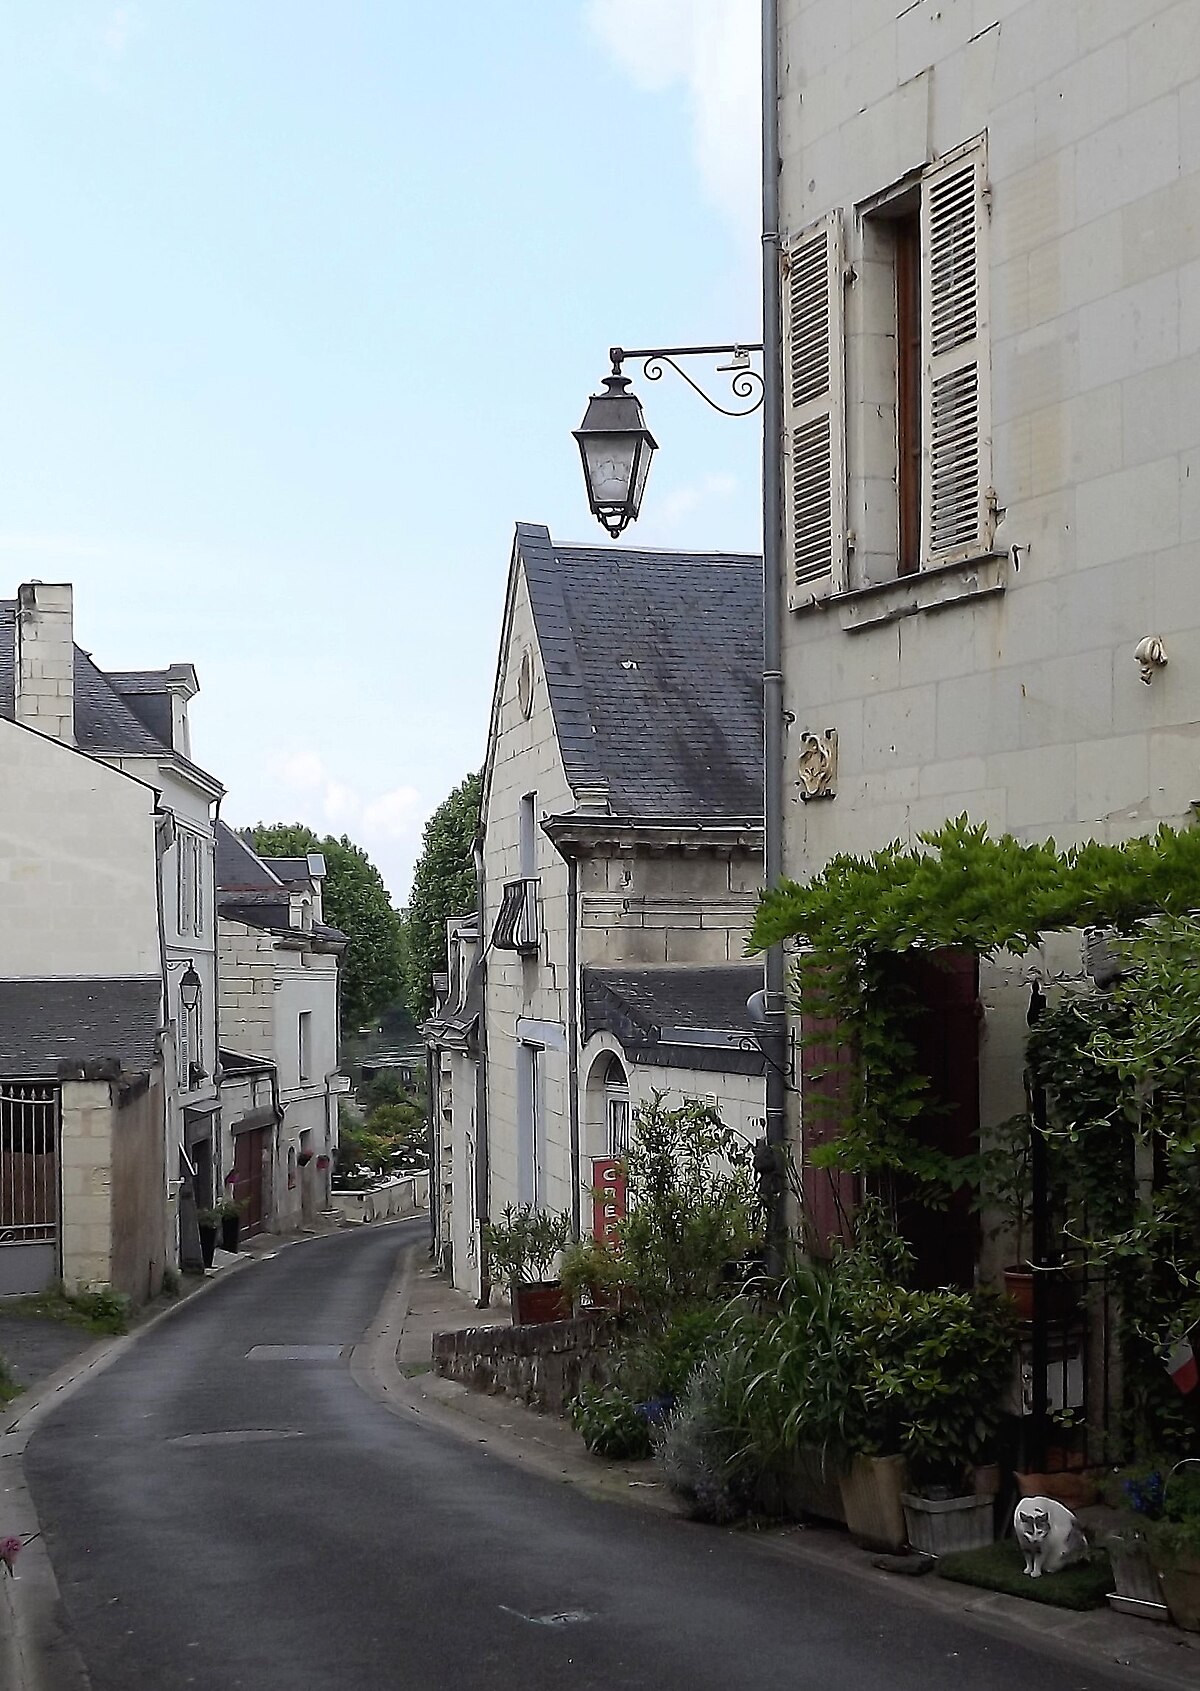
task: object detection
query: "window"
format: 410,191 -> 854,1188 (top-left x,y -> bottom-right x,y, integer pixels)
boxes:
519,793 -> 537,879
517,1042 -> 544,1206
604,1063 -> 630,1160
298,1012 -> 312,1083
783,137 -> 991,601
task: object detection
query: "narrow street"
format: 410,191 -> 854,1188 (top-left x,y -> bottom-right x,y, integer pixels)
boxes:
24,1223 -> 1148,1691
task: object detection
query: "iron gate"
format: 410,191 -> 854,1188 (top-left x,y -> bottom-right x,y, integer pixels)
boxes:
0,1082 -> 60,1294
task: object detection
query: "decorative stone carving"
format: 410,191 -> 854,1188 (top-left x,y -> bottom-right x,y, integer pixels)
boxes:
798,729 -> 838,800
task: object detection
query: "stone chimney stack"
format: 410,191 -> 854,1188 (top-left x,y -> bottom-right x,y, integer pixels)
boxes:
15,582 -> 75,745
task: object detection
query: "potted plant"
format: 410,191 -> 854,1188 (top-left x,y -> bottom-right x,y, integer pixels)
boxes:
560,1237 -> 626,1312
1147,1463 -> 1200,1632
867,1285 -> 1016,1556
217,1195 -> 245,1253
195,1208 -> 220,1269
482,1203 -> 571,1325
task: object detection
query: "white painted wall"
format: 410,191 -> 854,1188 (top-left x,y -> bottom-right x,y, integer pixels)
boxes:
0,718 -> 161,979
777,0 -> 1200,1144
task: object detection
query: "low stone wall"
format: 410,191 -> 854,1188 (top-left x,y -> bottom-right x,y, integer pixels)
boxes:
329,1171 -> 429,1225
432,1313 -> 614,1416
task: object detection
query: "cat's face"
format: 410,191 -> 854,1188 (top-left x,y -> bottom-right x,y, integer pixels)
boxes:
1025,1509 -> 1050,1540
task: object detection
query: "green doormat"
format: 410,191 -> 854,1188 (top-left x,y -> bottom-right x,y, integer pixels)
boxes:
937,1540 -> 1113,1610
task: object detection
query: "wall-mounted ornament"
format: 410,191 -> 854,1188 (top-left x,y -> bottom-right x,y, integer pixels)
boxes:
798,729 -> 838,801
517,647 -> 535,718
1133,635 -> 1168,685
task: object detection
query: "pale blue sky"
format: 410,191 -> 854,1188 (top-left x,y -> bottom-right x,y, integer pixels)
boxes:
0,1 -> 761,897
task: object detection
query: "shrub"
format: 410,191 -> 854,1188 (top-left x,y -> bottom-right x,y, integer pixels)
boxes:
618,1096 -> 760,1317
482,1204 -> 571,1288
616,1303 -> 736,1403
658,1351 -> 762,1523
571,1385 -> 653,1461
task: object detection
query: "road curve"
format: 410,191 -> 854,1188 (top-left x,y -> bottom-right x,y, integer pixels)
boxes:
25,1222 -> 1142,1691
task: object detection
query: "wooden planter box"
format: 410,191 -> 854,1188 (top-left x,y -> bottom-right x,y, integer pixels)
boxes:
511,1281 -> 571,1326
901,1492 -> 994,1556
1106,1536 -> 1167,1622
840,1454 -> 908,1552
782,1446 -> 848,1524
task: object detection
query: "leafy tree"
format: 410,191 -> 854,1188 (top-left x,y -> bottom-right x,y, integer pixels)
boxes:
402,772 -> 480,1019
251,823 -> 404,1035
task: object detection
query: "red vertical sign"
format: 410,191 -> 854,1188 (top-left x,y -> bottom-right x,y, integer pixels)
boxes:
591,1157 -> 627,1248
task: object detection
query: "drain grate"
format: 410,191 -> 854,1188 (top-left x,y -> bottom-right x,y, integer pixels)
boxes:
245,1344 -> 347,1361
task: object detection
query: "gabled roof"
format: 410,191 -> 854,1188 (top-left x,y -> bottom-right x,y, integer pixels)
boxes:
508,524 -> 763,824
214,820 -> 286,893
583,964 -> 765,1076
0,978 -> 162,1079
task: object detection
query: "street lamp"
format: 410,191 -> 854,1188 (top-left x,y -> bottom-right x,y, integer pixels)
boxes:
573,370 -> 658,539
178,963 -> 202,1013
574,345 -> 763,540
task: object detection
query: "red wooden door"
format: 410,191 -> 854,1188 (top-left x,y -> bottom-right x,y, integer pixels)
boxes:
232,1127 -> 268,1237
890,949 -> 981,1289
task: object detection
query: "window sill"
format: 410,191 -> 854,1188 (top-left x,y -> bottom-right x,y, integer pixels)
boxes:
797,552 -> 1009,634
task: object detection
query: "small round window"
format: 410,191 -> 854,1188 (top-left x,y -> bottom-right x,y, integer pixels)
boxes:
517,648 -> 535,719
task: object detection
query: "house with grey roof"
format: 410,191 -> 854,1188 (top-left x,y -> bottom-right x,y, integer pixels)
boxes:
0,582 -> 227,1295
214,823 -> 349,1236
434,522 -> 766,1300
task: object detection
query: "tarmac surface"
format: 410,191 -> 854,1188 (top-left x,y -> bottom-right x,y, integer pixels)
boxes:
18,1221 -> 1177,1691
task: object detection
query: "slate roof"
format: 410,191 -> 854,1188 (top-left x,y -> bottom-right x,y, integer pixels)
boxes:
214,821 -> 285,893
583,964 -> 765,1076
0,978 -> 162,1079
263,856 -> 318,887
215,824 -> 346,944
0,607 -> 221,795
107,671 -> 174,747
515,524 -> 763,822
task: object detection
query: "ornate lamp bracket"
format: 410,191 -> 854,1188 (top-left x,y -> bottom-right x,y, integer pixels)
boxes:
608,342 -> 765,419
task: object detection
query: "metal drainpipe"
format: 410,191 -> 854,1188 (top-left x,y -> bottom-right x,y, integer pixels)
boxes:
473,833 -> 491,1306
425,1041 -> 439,1259
209,796 -> 223,1191
761,0 -> 789,1275
565,853 -> 582,1242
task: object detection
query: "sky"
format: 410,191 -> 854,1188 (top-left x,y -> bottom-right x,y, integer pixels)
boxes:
0,1 -> 762,900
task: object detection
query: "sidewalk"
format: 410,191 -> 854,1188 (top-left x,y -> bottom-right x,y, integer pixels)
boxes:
366,1243 -> 1200,1691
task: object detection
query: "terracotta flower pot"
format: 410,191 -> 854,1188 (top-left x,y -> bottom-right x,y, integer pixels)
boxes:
1015,1469 -> 1098,1510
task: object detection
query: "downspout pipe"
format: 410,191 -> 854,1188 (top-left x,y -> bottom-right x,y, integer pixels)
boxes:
565,852 -> 581,1242
760,0 -> 789,1276
473,832 -> 491,1307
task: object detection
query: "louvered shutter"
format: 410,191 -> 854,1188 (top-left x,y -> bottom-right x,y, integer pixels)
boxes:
920,143 -> 992,565
782,210 -> 845,607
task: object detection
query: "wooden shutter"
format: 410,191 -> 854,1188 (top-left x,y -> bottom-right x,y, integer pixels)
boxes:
921,143 -> 992,565
782,210 -> 845,607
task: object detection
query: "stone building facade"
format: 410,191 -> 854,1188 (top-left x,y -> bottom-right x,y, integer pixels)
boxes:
773,0 -> 1200,1263
436,524 -> 767,1302
215,823 -> 347,1235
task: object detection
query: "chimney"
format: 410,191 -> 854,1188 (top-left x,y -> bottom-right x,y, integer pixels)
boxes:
15,582 -> 75,745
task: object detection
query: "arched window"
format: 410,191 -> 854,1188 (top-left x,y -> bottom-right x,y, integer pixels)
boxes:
602,1056 -> 630,1159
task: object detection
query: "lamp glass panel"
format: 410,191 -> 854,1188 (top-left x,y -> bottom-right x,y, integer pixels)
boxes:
581,432 -> 636,508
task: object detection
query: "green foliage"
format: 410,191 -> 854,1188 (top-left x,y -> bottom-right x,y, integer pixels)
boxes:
481,1203 -> 570,1287
0,1353 -> 17,1405
617,1096 -> 760,1318
252,823 -> 404,1034
1138,1467 -> 1200,1569
559,1238 -> 625,1303
401,772 -> 480,1020
615,1304 -> 736,1402
161,1267 -> 181,1300
58,1285 -> 130,1335
570,1384 -> 653,1461
751,816 -> 1200,958
658,1351 -> 764,1523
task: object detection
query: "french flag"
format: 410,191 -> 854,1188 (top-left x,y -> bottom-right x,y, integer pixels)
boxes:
1168,1337 -> 1199,1396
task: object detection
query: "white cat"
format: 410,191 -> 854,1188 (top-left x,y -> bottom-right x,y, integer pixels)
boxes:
1013,1495 -> 1088,1578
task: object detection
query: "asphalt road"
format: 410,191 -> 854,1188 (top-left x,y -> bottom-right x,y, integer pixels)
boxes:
25,1222 -> 1144,1691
